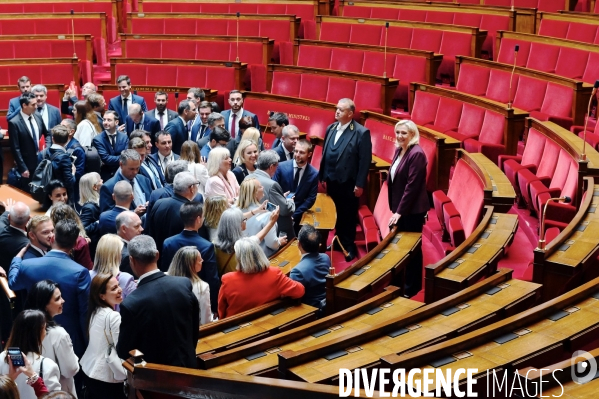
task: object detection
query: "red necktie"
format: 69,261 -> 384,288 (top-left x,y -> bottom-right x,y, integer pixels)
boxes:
230,113 -> 237,139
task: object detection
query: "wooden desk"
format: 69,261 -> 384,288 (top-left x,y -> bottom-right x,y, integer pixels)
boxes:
0,185 -> 44,216
201,287 -> 422,376
279,269 -> 541,384
269,238 -> 301,276
466,152 -> 516,213
300,193 -> 336,230
197,300 -> 318,356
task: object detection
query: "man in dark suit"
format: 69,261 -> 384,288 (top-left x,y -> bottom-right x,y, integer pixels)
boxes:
190,101 -> 212,143
148,131 -> 180,182
200,127 -> 230,160
32,84 -> 61,131
125,104 -> 161,138
24,215 -> 54,260
319,98 -> 372,261
99,181 -> 133,235
115,211 -> 143,277
274,125 -> 300,163
146,171 -> 202,258
61,119 -> 86,185
164,99 -> 197,155
268,112 -> 288,149
8,92 -> 50,191
148,91 -> 177,133
108,75 -> 148,126
6,76 -> 31,121
129,135 -> 163,190
93,110 -> 129,181
196,112 -> 225,151
161,202 -> 219,313
61,82 -> 96,117
220,90 -> 260,140
8,219 -> 91,358
186,88 -> 205,134
117,235 -> 199,368
99,149 -> 153,213
43,125 -> 77,201
289,224 -> 331,309
146,160 -> 192,217
273,139 -> 319,235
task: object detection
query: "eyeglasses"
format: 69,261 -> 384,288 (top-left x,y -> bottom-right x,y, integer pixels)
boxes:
188,182 -> 200,188
242,218 -> 248,222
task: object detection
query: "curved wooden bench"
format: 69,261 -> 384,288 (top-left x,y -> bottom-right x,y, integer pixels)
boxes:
197,298 -> 318,357
278,268 -> 540,384
198,286 -> 421,373
380,274 -> 599,396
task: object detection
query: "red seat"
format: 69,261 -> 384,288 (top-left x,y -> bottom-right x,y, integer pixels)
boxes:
462,110 -> 506,164
454,103 -> 486,141
456,63 -> 490,97
330,48 -> 365,73
526,42 -> 560,74
271,72 -> 302,97
516,141 -> 560,209
512,75 -> 548,112
428,97 -> 462,133
298,74 -> 328,102
297,46 -> 333,69
538,19 -> 570,39
497,38 -> 530,66
528,150 -> 578,216
529,82 -> 574,129
357,181 -> 394,251
555,47 -> 589,80
411,91 -> 440,126
485,69 -> 517,103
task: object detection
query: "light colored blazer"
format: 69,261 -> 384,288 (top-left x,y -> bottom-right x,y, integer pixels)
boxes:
42,326 -> 79,397
0,351 -> 61,398
80,307 -> 126,383
192,279 -> 213,325
205,171 -> 240,202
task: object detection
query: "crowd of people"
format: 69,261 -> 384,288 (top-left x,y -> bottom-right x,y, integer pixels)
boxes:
0,74 -> 430,398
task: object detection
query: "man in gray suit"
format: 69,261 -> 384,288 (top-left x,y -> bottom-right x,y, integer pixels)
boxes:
249,150 -> 295,239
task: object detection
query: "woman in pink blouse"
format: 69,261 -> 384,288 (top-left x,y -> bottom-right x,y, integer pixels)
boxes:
204,147 -> 240,205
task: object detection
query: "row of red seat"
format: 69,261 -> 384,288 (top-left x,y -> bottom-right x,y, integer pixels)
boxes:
538,12 -> 599,45
455,57 -> 585,129
497,31 -> 599,85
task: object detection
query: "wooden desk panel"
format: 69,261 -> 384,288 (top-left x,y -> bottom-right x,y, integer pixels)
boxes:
269,239 -> 301,276
300,193 -> 336,230
0,185 -> 44,215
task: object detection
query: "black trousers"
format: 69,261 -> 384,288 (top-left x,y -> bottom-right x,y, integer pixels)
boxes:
327,180 -> 359,253
83,373 -> 126,399
395,212 -> 427,297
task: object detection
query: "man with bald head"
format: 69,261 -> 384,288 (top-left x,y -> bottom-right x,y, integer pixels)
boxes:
125,103 -> 160,138
99,180 -> 133,235
61,81 -> 96,117
116,210 -> 143,276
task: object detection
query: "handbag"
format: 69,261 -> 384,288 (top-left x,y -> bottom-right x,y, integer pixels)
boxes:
7,167 -> 21,186
103,312 -> 128,381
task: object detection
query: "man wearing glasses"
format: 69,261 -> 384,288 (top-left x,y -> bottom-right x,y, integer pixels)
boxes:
164,99 -> 197,155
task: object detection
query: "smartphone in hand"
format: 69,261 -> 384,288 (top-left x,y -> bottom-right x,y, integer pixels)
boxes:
7,347 -> 24,367
266,202 -> 277,212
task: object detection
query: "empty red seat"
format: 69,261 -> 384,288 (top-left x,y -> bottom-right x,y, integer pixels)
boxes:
455,63 -> 490,97
357,181 -> 394,251
555,47 -> 589,80
428,97 -> 463,133
529,82 -> 574,129
411,91 -> 441,126
462,110 -> 506,164
526,43 -> 560,74
516,141 -> 560,210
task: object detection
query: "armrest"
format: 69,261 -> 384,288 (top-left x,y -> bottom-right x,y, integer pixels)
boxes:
498,154 -> 522,171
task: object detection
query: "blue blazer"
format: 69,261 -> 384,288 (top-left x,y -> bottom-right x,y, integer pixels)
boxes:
7,97 -> 21,121
220,109 -> 260,137
289,252 -> 331,308
43,104 -> 62,130
92,131 -> 129,181
8,251 -> 91,357
164,117 -> 187,155
99,171 -> 153,212
65,138 -> 86,182
274,144 -> 288,163
147,152 -> 179,185
108,94 -> 148,126
190,122 -> 211,144
125,114 -> 161,138
273,160 -> 319,221
162,229 -> 220,313
98,206 -> 126,235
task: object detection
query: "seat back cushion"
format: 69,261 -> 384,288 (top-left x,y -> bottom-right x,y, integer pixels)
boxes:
536,141 -> 561,178
522,128 -> 546,167
513,75 -> 547,111
411,91 -> 440,126
478,110 -> 505,144
456,63 -> 490,96
373,181 -> 393,238
447,159 -> 485,237
540,82 -> 573,118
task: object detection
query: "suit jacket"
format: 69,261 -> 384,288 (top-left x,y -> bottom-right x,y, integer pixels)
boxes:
220,109 -> 260,139
47,146 -> 76,197
319,120 -> 372,189
108,94 -> 148,126
7,97 -> 21,121
40,104 -> 62,130
139,159 -> 164,190
8,251 -> 91,357
196,127 -> 212,150
147,152 -> 179,184
0,225 -> 29,269
289,252 -> 331,308
162,230 -> 220,313
8,112 -> 50,174
146,193 -> 202,257
23,246 -> 45,260
117,271 -> 199,368
218,267 -> 304,318
99,171 -> 153,212
92,131 -> 129,181
274,144 -> 292,163
164,117 -> 188,155
125,114 -> 161,138
147,108 -> 178,125
387,144 -> 429,216
251,169 -> 295,239
190,122 -> 210,144
65,138 -> 86,183
98,206 -> 127,235
120,240 -> 133,277
80,202 -> 100,244
273,160 -> 318,221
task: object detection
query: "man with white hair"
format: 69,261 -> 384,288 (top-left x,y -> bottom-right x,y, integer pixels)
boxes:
116,211 -> 143,277
146,171 -> 203,259
274,125 -> 300,163
0,202 -> 31,269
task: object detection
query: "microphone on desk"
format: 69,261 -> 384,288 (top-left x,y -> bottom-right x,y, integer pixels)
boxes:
328,235 -> 349,276
236,12 -> 240,62
507,44 -> 519,110
70,10 -> 78,59
581,80 -> 599,161
383,22 -> 389,78
537,196 -> 572,250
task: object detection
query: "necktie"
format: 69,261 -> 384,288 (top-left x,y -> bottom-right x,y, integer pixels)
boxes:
37,107 -> 43,115
287,151 -> 293,161
158,111 -> 164,130
136,123 -> 141,130
143,163 -> 159,190
293,166 -> 302,190
200,125 -> 206,138
230,113 -> 237,139
28,116 -> 38,151
109,134 -> 116,151
131,179 -> 145,207
122,97 -> 128,117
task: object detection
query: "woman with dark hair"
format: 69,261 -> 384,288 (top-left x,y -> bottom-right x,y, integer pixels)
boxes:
50,204 -> 93,270
24,281 -> 79,397
43,180 -> 69,215
80,274 -> 126,399
0,310 -> 61,398
179,140 -> 209,195
73,101 -> 101,147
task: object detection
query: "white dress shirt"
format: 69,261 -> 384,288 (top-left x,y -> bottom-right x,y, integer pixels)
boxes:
37,104 -> 49,129
20,110 -> 39,144
333,121 -> 351,145
228,109 -> 243,136
121,94 -> 133,115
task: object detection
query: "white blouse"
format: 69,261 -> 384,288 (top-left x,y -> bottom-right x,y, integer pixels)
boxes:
192,279 -> 213,325
74,119 -> 98,147
390,152 -> 404,183
42,326 -> 79,397
80,307 -> 126,383
0,351 -> 61,398
187,162 -> 210,195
